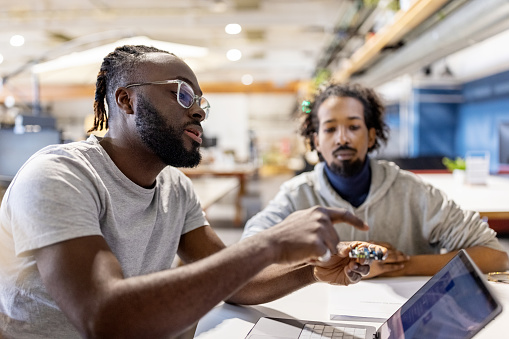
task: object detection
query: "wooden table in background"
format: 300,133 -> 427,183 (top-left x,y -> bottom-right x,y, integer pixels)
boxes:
181,165 -> 257,227
191,177 -> 239,210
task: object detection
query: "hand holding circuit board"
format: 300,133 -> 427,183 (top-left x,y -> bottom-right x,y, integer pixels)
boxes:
349,246 -> 387,261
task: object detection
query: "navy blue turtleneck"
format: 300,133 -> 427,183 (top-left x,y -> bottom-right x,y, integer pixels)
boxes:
323,157 -> 371,208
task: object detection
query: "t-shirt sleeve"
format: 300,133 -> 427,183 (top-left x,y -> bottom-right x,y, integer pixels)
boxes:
6,153 -> 103,257
179,174 -> 209,235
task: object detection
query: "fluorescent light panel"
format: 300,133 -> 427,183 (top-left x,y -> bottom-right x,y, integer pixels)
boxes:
33,36 -> 208,74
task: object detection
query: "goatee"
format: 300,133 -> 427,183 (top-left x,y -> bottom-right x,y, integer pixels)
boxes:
330,158 -> 364,177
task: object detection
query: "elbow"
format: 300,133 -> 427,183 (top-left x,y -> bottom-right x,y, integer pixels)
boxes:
80,316 -> 140,339
224,298 -> 241,306
225,287 -> 274,306
78,309 -> 120,339
77,302 -> 184,339
499,251 -> 509,271
75,303 -> 140,339
224,293 -> 258,306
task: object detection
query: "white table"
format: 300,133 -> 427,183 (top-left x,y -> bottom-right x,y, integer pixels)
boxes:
417,173 -> 509,220
194,277 -> 509,338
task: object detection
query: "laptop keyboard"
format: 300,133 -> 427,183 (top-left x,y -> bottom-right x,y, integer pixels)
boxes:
299,323 -> 367,339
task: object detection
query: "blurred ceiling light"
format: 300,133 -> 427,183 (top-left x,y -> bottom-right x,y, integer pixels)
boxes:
32,36 -> 208,73
225,24 -> 242,35
10,35 -> 25,47
241,74 -> 253,85
226,49 -> 242,61
4,95 -> 15,108
210,0 -> 228,13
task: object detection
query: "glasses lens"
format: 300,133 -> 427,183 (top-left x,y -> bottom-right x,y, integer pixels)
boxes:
199,97 -> 210,110
178,82 -> 195,108
199,97 -> 210,119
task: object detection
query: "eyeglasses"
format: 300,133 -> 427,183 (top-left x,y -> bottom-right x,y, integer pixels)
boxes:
125,79 -> 210,119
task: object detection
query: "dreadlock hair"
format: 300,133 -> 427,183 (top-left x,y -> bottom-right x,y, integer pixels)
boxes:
87,45 -> 175,133
299,82 -> 389,159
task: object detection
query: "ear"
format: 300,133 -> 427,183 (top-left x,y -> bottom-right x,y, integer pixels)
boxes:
115,87 -> 134,115
368,127 -> 376,149
313,132 -> 321,152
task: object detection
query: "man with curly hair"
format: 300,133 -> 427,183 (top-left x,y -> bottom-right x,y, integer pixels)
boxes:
0,47 -> 383,338
242,82 -> 508,278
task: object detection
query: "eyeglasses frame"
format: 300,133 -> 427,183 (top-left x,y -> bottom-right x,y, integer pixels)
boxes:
124,79 -> 210,119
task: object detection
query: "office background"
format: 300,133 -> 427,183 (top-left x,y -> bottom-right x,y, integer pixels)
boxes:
1,0 -> 509,234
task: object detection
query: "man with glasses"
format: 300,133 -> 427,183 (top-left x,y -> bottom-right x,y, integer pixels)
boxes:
0,45 -> 385,338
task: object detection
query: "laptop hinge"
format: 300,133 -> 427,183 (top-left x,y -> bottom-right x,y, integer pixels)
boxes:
374,333 -> 380,339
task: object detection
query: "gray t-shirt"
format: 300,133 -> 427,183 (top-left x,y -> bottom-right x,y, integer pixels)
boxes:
0,135 -> 208,338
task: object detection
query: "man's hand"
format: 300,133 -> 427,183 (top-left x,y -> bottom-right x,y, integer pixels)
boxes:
362,241 -> 409,279
313,242 -> 387,285
262,206 -> 369,266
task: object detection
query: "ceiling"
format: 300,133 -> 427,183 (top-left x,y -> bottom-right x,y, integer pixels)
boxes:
0,0 -> 351,88
1,0 -> 509,97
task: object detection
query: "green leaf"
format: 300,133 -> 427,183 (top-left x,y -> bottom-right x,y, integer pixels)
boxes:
442,157 -> 466,171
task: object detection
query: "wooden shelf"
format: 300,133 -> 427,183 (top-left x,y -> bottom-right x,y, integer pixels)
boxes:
332,0 -> 450,83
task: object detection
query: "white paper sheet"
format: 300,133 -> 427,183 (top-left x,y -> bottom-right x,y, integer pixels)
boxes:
328,277 -> 428,322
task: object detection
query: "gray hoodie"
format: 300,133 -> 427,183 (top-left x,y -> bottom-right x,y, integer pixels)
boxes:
242,159 -> 503,255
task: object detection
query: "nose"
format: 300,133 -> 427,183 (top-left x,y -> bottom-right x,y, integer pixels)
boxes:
336,127 -> 349,145
189,102 -> 206,122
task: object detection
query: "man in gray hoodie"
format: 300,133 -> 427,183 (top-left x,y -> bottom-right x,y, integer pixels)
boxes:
242,82 -> 508,278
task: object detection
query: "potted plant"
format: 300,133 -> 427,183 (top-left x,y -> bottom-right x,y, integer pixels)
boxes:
442,157 -> 466,185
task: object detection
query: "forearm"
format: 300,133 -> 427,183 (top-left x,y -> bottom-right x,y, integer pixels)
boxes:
226,263 -> 316,305
103,248 -> 270,337
42,236 -> 277,339
392,246 -> 509,276
462,246 -> 509,273
38,206 -> 368,338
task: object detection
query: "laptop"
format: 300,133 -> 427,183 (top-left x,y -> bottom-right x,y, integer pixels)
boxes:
245,249 -> 502,339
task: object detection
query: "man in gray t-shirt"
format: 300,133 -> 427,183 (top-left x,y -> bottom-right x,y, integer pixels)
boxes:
0,45 -> 384,338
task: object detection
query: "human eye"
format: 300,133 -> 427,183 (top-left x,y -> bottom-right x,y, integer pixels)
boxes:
170,90 -> 184,103
178,83 -> 195,107
349,124 -> 361,131
322,126 -> 336,133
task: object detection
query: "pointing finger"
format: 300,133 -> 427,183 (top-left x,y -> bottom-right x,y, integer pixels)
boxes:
324,208 -> 369,231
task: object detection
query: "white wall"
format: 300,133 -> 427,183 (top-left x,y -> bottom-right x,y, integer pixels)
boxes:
202,93 -> 250,161
50,98 -> 93,141
201,92 -> 301,163
49,92 -> 302,165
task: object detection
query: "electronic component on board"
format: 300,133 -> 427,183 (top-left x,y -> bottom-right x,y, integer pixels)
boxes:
349,246 -> 386,261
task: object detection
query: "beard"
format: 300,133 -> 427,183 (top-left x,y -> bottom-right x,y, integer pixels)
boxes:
330,159 -> 364,177
135,95 -> 201,168
328,146 -> 365,177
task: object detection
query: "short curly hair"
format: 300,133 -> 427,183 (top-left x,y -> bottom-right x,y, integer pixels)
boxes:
299,82 -> 389,157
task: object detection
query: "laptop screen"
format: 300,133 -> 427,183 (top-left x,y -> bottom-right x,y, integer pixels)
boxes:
378,250 -> 502,339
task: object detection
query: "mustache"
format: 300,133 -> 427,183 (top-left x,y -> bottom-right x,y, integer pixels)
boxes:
332,145 -> 357,154
184,121 -> 202,128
